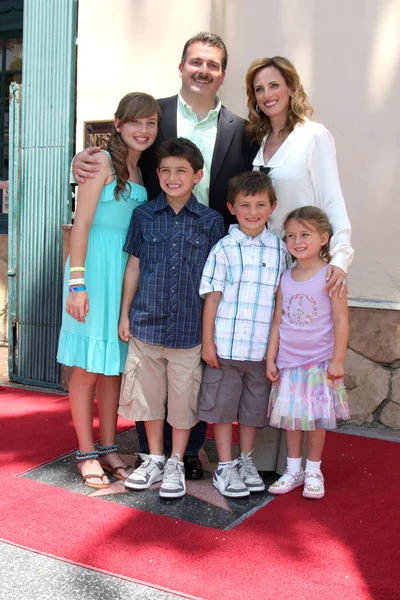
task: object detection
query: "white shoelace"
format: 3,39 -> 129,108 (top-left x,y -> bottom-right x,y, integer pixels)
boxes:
222,460 -> 244,487
135,454 -> 159,476
163,456 -> 182,486
240,451 -> 259,478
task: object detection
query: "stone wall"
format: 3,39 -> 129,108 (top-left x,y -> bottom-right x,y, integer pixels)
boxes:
345,307 -> 400,429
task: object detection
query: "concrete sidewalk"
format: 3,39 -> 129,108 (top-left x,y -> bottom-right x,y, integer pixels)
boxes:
0,542 -> 185,600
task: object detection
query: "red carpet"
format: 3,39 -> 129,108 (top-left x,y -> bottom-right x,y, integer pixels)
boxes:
0,387 -> 399,600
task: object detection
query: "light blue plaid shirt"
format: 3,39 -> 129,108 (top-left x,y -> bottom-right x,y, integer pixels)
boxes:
200,225 -> 288,361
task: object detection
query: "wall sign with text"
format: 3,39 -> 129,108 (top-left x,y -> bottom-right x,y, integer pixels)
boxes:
84,120 -> 114,149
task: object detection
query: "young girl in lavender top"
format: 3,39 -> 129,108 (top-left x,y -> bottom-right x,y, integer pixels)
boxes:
266,206 -> 350,499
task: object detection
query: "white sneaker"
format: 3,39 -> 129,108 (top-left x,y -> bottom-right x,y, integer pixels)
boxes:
213,460 -> 250,498
124,454 -> 164,490
238,451 -> 265,493
159,454 -> 186,499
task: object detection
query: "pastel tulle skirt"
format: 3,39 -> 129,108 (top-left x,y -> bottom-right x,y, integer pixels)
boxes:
267,361 -> 350,431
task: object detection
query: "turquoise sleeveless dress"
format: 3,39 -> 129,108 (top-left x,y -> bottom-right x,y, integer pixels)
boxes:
57,151 -> 147,375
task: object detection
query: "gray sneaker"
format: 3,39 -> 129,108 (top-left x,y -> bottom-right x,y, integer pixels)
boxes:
238,451 -> 265,492
159,454 -> 186,499
213,459 -> 250,498
124,454 -> 164,490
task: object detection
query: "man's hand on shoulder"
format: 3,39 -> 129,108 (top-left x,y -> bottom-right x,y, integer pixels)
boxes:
73,146 -> 102,183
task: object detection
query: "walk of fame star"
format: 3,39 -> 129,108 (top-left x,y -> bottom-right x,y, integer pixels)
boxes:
91,449 -> 236,511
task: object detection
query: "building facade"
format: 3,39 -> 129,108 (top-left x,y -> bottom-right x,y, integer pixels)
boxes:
4,0 -> 400,425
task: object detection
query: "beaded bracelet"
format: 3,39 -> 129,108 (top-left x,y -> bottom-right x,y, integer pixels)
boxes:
69,285 -> 86,293
68,278 -> 85,286
70,266 -> 86,272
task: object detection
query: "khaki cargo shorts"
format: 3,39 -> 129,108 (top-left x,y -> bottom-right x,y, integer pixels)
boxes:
118,336 -> 202,430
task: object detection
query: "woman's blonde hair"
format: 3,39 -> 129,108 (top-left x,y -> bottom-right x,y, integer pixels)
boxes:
245,56 -> 313,145
283,206 -> 332,262
107,93 -> 160,200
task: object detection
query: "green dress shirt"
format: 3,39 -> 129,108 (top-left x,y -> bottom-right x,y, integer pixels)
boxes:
176,93 -> 221,206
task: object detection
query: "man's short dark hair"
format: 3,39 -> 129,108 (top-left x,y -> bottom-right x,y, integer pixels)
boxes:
156,138 -> 204,172
227,171 -> 277,207
181,32 -> 228,72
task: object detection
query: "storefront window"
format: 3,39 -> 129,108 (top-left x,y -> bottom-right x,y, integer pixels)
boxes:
0,34 -> 22,223
6,36 -> 22,70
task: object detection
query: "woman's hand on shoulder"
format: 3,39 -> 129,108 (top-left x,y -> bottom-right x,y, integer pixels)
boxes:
73,147 -> 102,183
324,265 -> 347,298
66,290 -> 89,323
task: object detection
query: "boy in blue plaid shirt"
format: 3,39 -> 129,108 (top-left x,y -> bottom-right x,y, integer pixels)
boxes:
118,138 -> 224,499
199,171 -> 287,498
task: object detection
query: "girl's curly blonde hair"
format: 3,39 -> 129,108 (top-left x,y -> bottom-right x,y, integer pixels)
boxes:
245,56 -> 313,145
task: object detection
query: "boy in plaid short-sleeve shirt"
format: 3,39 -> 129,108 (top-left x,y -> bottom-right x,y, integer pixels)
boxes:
199,171 -> 287,498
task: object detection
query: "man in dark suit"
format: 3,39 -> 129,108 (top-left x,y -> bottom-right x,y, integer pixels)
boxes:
139,36 -> 257,228
73,32 -> 258,478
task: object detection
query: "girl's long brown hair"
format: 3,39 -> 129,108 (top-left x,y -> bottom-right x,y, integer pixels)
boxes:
245,56 -> 313,145
107,93 -> 160,200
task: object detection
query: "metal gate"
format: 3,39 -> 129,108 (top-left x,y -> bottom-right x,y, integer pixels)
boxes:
8,0 -> 77,388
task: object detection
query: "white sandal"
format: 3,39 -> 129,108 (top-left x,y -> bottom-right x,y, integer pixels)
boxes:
303,471 -> 325,499
268,468 -> 304,495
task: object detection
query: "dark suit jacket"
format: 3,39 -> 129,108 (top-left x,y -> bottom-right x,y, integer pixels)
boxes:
139,95 -> 259,229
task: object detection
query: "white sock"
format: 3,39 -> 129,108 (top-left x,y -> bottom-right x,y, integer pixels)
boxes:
149,454 -> 166,465
218,461 -> 231,471
286,457 -> 302,474
305,459 -> 321,474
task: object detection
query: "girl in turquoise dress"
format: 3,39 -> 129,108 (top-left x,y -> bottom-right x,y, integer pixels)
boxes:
57,93 -> 160,489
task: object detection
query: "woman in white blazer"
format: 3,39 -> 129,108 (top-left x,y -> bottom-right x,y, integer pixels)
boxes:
246,56 -> 353,288
245,56 -> 354,473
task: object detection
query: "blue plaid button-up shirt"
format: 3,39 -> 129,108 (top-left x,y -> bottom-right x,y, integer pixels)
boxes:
124,192 -> 225,348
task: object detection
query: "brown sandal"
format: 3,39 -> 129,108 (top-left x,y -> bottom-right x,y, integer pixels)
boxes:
100,462 -> 133,481
95,443 -> 132,480
81,472 -> 111,489
75,450 -> 111,489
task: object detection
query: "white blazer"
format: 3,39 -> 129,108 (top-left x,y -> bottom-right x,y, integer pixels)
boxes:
253,118 -> 354,272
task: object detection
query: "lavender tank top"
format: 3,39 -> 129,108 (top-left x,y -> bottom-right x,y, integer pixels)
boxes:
276,265 -> 334,369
